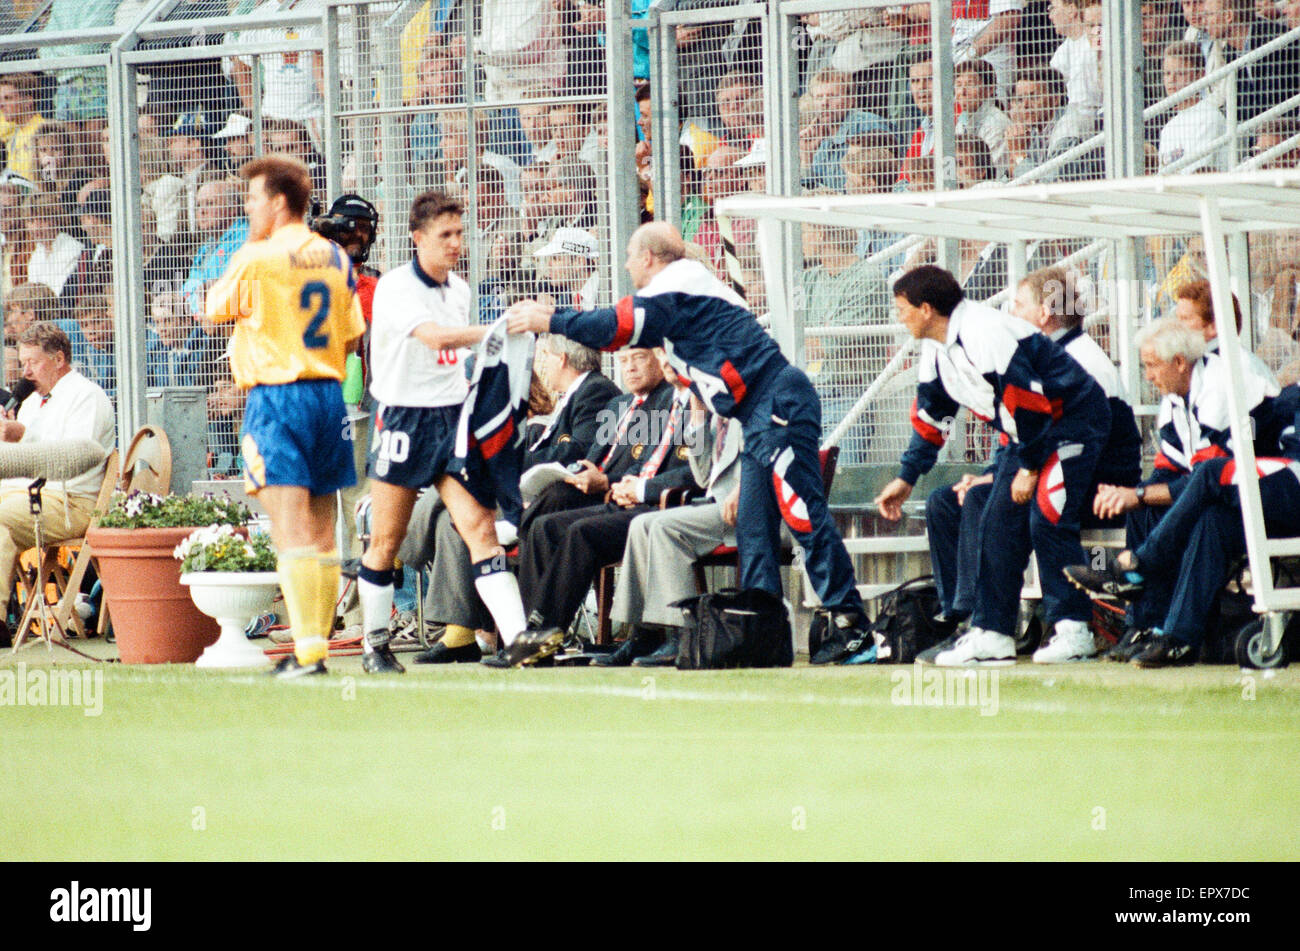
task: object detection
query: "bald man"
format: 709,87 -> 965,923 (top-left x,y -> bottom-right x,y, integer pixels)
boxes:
507,222 -> 871,665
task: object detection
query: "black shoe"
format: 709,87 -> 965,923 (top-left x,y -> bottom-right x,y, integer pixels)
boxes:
480,628 -> 565,668
1105,626 -> 1152,663
915,631 -> 965,665
632,631 -> 680,667
594,629 -> 664,667
413,641 -> 482,664
1063,562 -> 1145,602
269,655 -> 327,678
0,621 -> 9,650
362,643 -> 406,674
1131,634 -> 1197,668
810,611 -> 871,665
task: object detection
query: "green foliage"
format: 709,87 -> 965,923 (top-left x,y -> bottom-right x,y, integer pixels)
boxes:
97,491 -> 251,529
175,525 -> 277,573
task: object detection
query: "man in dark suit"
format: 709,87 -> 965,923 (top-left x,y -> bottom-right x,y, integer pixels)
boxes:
524,334 -> 620,468
516,350 -> 699,638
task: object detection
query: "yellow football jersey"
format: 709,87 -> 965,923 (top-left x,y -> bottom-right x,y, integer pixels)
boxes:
206,222 -> 365,388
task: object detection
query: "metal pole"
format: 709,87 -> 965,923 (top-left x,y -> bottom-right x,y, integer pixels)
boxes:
108,52 -> 146,440
464,2 -> 479,320
929,0 -> 956,271
605,0 -> 638,299
322,2 -> 344,202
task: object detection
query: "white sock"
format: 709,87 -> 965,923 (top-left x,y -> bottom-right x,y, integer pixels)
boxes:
473,570 -> 527,646
357,577 -> 394,648
476,634 -> 493,653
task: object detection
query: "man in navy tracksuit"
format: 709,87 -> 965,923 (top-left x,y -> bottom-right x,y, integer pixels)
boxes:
1070,383 -> 1300,667
924,266 -> 1141,660
507,221 -> 870,664
875,266 -> 1110,667
1067,317 -> 1280,660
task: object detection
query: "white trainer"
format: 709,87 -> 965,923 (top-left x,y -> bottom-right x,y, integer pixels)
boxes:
933,627 -> 1016,667
1032,619 -> 1098,664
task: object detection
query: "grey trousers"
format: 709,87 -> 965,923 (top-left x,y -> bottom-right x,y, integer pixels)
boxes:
612,501 -> 735,630
397,490 -> 493,630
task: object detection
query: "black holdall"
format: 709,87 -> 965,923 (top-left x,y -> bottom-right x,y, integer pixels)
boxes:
669,588 -> 794,669
864,575 -> 956,664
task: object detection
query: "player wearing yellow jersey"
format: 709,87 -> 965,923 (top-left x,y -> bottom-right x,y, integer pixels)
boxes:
205,155 -> 366,678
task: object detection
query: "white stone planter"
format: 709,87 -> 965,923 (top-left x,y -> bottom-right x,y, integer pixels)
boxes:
181,572 -> 280,668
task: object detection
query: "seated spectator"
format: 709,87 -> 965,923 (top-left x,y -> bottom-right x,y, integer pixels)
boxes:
688,143 -> 746,281
211,112 -> 254,174
954,58 -> 1012,178
148,289 -> 219,388
4,282 -> 57,350
62,188 -> 112,309
1142,0 -> 1183,140
32,122 -> 90,225
517,353 -> 696,644
1005,66 -> 1099,181
0,321 -> 115,644
604,397 -> 746,666
0,170 -> 37,296
518,94 -> 555,165
544,159 -> 598,233
70,293 -> 116,396
166,111 -> 215,237
23,189 -> 83,303
1252,116 -> 1300,166
897,57 -> 935,186
228,0 -> 331,146
262,118 -> 327,198
800,67 -> 896,191
534,227 -> 600,310
182,177 -> 250,319
841,134 -> 906,262
715,70 -> 760,149
952,0 -> 1023,104
1158,40 -> 1231,172
1048,0 -> 1103,117
0,73 -> 47,181
799,214 -> 892,465
139,105 -> 186,243
1203,0 -> 1300,123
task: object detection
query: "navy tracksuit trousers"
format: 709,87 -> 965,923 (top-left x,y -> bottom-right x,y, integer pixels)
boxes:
737,365 -> 864,616
1133,457 -> 1300,647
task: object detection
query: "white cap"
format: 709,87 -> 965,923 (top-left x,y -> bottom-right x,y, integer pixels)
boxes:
212,113 -> 253,140
735,137 -> 768,168
535,227 -> 599,260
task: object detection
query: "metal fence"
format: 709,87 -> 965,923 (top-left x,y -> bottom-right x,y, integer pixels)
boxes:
1,0 -> 1300,491
649,0 -> 1300,477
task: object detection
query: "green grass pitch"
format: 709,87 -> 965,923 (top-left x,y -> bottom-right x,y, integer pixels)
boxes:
2,654 -> 1297,861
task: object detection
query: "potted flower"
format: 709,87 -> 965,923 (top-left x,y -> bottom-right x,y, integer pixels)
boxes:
176,525 -> 278,669
87,492 -> 252,664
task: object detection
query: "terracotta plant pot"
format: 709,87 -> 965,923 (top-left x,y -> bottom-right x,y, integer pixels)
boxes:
85,526 -> 226,664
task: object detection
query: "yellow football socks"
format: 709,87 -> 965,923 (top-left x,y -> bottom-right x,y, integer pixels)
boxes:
316,551 -> 341,646
441,624 -> 476,649
279,548 -> 327,666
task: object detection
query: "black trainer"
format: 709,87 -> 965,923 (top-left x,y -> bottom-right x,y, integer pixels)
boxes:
480,628 -> 565,668
413,641 -> 482,664
810,611 -> 871,665
1063,561 -> 1146,602
1105,626 -> 1152,663
269,655 -> 327,678
595,628 -> 664,667
362,643 -> 406,674
632,631 -> 680,667
1131,634 -> 1197,668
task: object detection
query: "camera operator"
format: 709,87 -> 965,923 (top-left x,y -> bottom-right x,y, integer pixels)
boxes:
311,194 -> 381,568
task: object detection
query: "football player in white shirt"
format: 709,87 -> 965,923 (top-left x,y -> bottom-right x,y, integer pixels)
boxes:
358,190 -> 551,672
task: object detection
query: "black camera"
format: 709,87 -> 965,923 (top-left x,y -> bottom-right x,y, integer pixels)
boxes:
309,194 -> 380,265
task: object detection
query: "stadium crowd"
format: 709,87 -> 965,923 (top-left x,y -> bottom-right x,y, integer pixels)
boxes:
0,0 -> 1298,666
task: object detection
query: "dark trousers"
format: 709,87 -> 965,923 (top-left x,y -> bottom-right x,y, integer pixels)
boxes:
1136,457 -> 1300,646
737,366 -> 863,616
519,501 -> 652,630
1124,503 -> 1171,631
925,481 -> 992,619
973,440 -> 1102,635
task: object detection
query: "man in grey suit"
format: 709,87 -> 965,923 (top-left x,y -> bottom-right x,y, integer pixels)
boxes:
598,392 -> 746,667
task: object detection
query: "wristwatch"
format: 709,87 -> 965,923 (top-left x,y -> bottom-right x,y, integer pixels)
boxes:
1135,484 -> 1147,505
